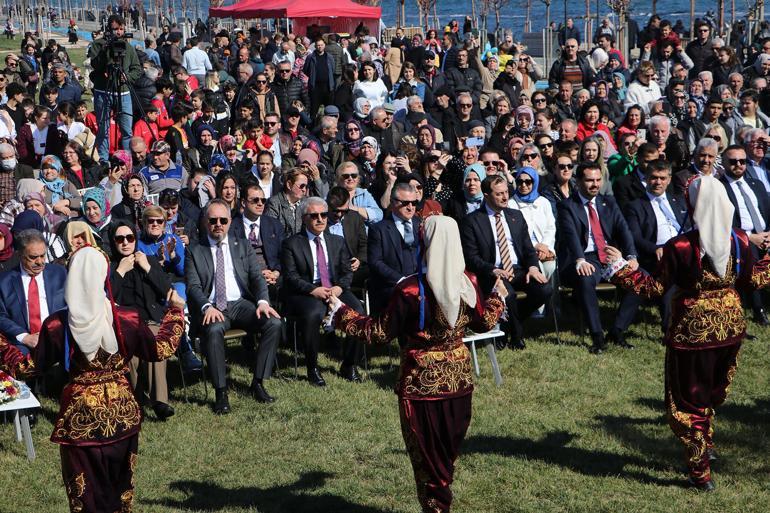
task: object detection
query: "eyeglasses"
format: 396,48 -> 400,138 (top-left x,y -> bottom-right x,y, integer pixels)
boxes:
347,127 -> 360,132
341,173 -> 359,180
397,199 -> 419,207
558,163 -> 573,170
246,197 -> 267,204
728,158 -> 747,166
521,153 -> 538,160
565,45 -> 577,48
115,234 -> 136,244
304,212 -> 328,220
208,217 -> 230,225
146,218 -> 165,226
483,160 -> 500,167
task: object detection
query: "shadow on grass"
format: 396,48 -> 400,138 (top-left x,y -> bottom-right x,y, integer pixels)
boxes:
464,431 -> 684,486
142,471 -> 391,513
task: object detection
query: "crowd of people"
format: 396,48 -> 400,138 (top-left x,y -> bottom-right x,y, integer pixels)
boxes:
2,9 -> 770,511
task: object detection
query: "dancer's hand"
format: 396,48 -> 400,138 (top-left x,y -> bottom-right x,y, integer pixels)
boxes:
493,277 -> 509,299
167,289 -> 185,310
605,246 -> 623,263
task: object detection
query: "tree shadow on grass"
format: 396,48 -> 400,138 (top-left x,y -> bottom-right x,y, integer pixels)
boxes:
142,471 -> 392,513
464,431 -> 684,487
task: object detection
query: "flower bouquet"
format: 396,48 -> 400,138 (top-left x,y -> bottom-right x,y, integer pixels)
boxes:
0,370 -> 21,404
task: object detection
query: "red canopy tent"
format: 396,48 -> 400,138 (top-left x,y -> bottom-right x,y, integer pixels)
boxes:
209,0 -> 381,38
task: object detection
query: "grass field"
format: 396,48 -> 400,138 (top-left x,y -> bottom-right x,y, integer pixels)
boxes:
2,301 -> 770,513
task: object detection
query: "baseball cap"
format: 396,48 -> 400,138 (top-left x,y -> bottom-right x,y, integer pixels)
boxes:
324,105 -> 340,117
151,140 -> 171,154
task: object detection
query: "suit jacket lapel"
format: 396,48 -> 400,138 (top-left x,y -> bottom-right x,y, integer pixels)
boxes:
596,197 -> 611,240
300,231 -> 314,276
385,219 -> 404,266
14,272 -> 28,329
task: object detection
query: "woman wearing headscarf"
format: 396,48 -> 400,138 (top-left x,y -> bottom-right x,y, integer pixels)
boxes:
0,224 -> 18,273
342,118 -> 366,160
508,167 -> 556,279
63,221 -> 98,257
11,208 -> 67,263
327,215 -> 506,513
0,246 -> 184,512
39,155 -> 82,218
110,173 -> 149,230
603,175 -> 770,491
353,97 -> 372,122
445,162 -> 486,223
79,187 -> 112,249
188,123 -> 217,170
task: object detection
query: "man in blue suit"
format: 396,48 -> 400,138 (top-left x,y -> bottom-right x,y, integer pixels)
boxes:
367,183 -> 421,314
720,144 -> 770,324
229,182 -> 284,297
615,159 -> 689,344
0,230 -> 67,355
557,162 -> 638,354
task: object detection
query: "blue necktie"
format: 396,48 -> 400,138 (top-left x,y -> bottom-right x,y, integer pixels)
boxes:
403,220 -> 414,246
656,197 -> 681,233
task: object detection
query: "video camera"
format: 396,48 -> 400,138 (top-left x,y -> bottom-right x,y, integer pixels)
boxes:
104,26 -> 134,58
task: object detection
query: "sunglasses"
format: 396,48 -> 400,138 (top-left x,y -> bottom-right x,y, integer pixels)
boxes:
397,199 -> 419,207
279,69 -> 291,73
115,234 -> 136,244
728,158 -> 747,165
516,178 -> 533,186
255,80 -> 267,84
246,197 -> 267,204
331,208 -> 350,214
208,217 -> 230,225
558,163 -> 573,170
483,160 -> 499,167
341,173 -> 359,180
521,153 -> 538,160
265,121 -> 278,126
146,218 -> 166,226
538,142 -> 553,149
459,103 -> 473,108
707,135 -> 721,141
534,98 -> 547,103
347,127 -> 360,132
304,212 -> 328,220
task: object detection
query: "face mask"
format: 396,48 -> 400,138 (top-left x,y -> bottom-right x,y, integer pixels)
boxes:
0,158 -> 16,170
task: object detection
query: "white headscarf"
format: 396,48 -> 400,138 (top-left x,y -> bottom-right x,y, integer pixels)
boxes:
65,247 -> 118,361
423,216 -> 477,327
688,175 -> 735,278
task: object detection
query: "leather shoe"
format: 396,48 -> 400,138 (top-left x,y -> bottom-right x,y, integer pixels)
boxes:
688,477 -> 716,492
589,333 -> 607,354
510,338 -> 526,350
250,381 -> 276,403
213,389 -> 230,415
607,330 -> 635,349
153,402 -> 175,420
339,364 -> 361,382
753,309 -> 770,326
179,350 -> 203,374
307,367 -> 326,387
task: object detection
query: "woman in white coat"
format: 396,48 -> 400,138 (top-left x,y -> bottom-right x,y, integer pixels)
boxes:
508,166 -> 556,279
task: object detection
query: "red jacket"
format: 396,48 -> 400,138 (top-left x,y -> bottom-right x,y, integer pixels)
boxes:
133,119 -> 160,148
151,97 -> 174,139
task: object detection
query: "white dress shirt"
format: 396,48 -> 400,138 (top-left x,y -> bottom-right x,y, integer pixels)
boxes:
485,205 -> 519,268
17,268 -> 49,343
647,192 -> 680,245
393,213 -> 413,240
243,216 -> 261,241
578,193 -> 598,253
206,235 -> 243,306
31,123 -> 48,155
726,175 -> 766,232
306,230 -> 330,284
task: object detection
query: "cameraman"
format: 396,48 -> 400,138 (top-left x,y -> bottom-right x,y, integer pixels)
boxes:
88,14 -> 142,162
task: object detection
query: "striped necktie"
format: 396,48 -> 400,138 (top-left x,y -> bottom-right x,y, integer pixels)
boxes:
495,212 -> 514,276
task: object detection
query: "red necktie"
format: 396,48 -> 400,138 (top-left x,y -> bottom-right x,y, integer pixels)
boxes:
587,201 -> 608,264
28,277 -> 41,334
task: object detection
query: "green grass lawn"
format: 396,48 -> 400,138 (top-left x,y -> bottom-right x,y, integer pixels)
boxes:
2,303 -> 770,513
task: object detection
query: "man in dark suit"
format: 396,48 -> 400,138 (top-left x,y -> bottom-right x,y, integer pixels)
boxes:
327,186 -> 368,289
720,144 -> 770,324
461,175 -> 552,350
612,143 -> 660,211
557,161 -> 638,354
0,229 -> 67,355
613,160 -> 689,344
673,138 -> 719,196
230,182 -> 284,296
281,197 -> 364,386
367,183 -> 420,314
185,199 -> 282,414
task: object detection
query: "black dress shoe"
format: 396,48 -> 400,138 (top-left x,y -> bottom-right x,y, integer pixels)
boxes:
589,333 -> 607,354
153,402 -> 175,420
307,367 -> 326,387
250,381 -> 276,403
494,337 -> 507,350
339,364 -> 361,382
688,477 -> 716,491
213,389 -> 231,415
607,330 -> 635,349
754,309 -> 770,326
510,339 -> 526,350
179,350 -> 203,374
